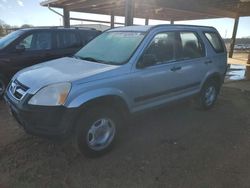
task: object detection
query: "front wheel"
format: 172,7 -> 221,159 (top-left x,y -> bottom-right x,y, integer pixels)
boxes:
74,107 -> 120,158
197,79 -> 220,110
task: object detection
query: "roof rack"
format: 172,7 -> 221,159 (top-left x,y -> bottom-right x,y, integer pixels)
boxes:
19,26 -> 97,30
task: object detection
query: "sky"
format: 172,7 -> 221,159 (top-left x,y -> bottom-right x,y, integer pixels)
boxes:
0,0 -> 250,38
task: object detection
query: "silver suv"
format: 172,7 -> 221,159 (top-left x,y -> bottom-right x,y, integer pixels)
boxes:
4,25 -> 227,157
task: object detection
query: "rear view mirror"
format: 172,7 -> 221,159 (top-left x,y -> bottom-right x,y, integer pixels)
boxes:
138,54 -> 157,68
15,44 -> 25,53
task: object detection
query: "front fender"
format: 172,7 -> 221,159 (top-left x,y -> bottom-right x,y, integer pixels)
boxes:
66,87 -> 131,109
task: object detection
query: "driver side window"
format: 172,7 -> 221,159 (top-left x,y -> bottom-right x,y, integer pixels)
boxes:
19,34 -> 33,49
141,32 -> 175,67
18,32 -> 52,51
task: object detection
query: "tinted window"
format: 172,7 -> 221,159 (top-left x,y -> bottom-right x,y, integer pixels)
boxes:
79,30 -> 100,44
20,34 -> 33,49
179,32 -> 204,59
19,32 -> 52,50
56,31 -> 81,49
205,32 -> 224,53
143,32 -> 175,65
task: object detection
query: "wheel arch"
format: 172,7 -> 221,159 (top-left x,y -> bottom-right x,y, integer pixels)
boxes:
66,88 -> 132,118
201,72 -> 223,90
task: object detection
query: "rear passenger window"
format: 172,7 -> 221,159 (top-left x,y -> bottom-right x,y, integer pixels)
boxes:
143,32 -> 175,65
56,31 -> 81,49
179,32 -> 204,59
204,32 -> 224,53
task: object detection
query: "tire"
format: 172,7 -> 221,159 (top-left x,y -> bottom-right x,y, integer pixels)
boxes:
0,75 -> 7,99
196,79 -> 220,110
74,106 -> 120,158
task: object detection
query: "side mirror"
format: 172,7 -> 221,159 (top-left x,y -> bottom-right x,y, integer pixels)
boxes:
137,54 -> 157,69
15,44 -> 25,53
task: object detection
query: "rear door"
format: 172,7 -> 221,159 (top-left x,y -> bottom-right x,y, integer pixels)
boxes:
170,31 -> 208,93
53,30 -> 82,59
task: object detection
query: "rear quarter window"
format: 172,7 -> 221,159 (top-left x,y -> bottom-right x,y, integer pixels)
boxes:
204,32 -> 225,53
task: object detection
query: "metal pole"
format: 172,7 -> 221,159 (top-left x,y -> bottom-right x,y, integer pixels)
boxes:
63,8 -> 70,28
170,19 -> 174,24
145,18 -> 149,25
229,17 -> 239,58
111,11 -> 115,28
125,0 -> 134,26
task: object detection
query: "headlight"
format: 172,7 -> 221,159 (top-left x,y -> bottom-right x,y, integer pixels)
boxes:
28,83 -> 71,106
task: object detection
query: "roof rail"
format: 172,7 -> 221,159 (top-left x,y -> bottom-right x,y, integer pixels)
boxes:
17,25 -> 98,30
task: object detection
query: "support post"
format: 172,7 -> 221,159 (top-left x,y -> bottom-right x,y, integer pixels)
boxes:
170,19 -> 174,24
145,18 -> 149,25
125,0 -> 134,26
245,53 -> 250,80
229,17 -> 239,58
63,8 -> 70,28
110,11 -> 115,28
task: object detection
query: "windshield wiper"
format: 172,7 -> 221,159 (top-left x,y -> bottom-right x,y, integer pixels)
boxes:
73,55 -> 117,65
78,56 -> 103,63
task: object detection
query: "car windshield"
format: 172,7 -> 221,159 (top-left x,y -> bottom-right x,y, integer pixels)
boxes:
75,31 -> 145,65
0,30 -> 24,50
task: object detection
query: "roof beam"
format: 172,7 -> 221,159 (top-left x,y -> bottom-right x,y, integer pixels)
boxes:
137,0 -> 238,18
65,0 -> 121,11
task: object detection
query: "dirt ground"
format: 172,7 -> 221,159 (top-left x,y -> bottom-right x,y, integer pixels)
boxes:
1,86 -> 250,188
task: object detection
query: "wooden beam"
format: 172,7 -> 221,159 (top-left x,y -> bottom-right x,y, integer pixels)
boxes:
229,16 -> 239,58
125,0 -> 134,26
136,0 -> 238,18
110,11 -> 115,28
63,8 -> 70,28
65,0 -> 121,12
70,17 -> 124,25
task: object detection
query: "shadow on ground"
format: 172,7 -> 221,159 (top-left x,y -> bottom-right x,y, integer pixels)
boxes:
1,87 -> 250,188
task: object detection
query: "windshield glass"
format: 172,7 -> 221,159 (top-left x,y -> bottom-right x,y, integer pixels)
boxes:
75,31 -> 145,65
0,30 -> 24,50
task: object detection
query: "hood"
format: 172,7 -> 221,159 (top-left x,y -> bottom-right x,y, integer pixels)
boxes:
14,57 -> 119,94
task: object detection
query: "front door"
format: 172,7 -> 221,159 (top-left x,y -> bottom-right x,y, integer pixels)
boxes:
8,31 -> 54,76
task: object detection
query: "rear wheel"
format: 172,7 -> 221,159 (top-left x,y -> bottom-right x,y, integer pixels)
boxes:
74,106 -> 120,158
197,79 -> 220,110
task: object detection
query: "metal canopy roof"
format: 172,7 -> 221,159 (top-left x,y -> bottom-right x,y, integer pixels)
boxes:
41,0 -> 250,21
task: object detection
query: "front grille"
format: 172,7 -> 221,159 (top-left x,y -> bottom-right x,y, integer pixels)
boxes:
9,80 -> 29,100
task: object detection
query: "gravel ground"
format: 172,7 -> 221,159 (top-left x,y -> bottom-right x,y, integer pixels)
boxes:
1,87 -> 250,188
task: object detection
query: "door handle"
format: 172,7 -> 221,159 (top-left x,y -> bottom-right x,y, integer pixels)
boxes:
204,60 -> 213,64
171,66 -> 182,72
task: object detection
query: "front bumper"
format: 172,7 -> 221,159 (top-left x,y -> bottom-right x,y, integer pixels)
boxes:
4,91 -> 79,139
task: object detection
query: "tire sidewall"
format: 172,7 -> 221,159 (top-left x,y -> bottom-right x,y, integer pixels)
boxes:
200,79 -> 220,110
74,107 -> 120,158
